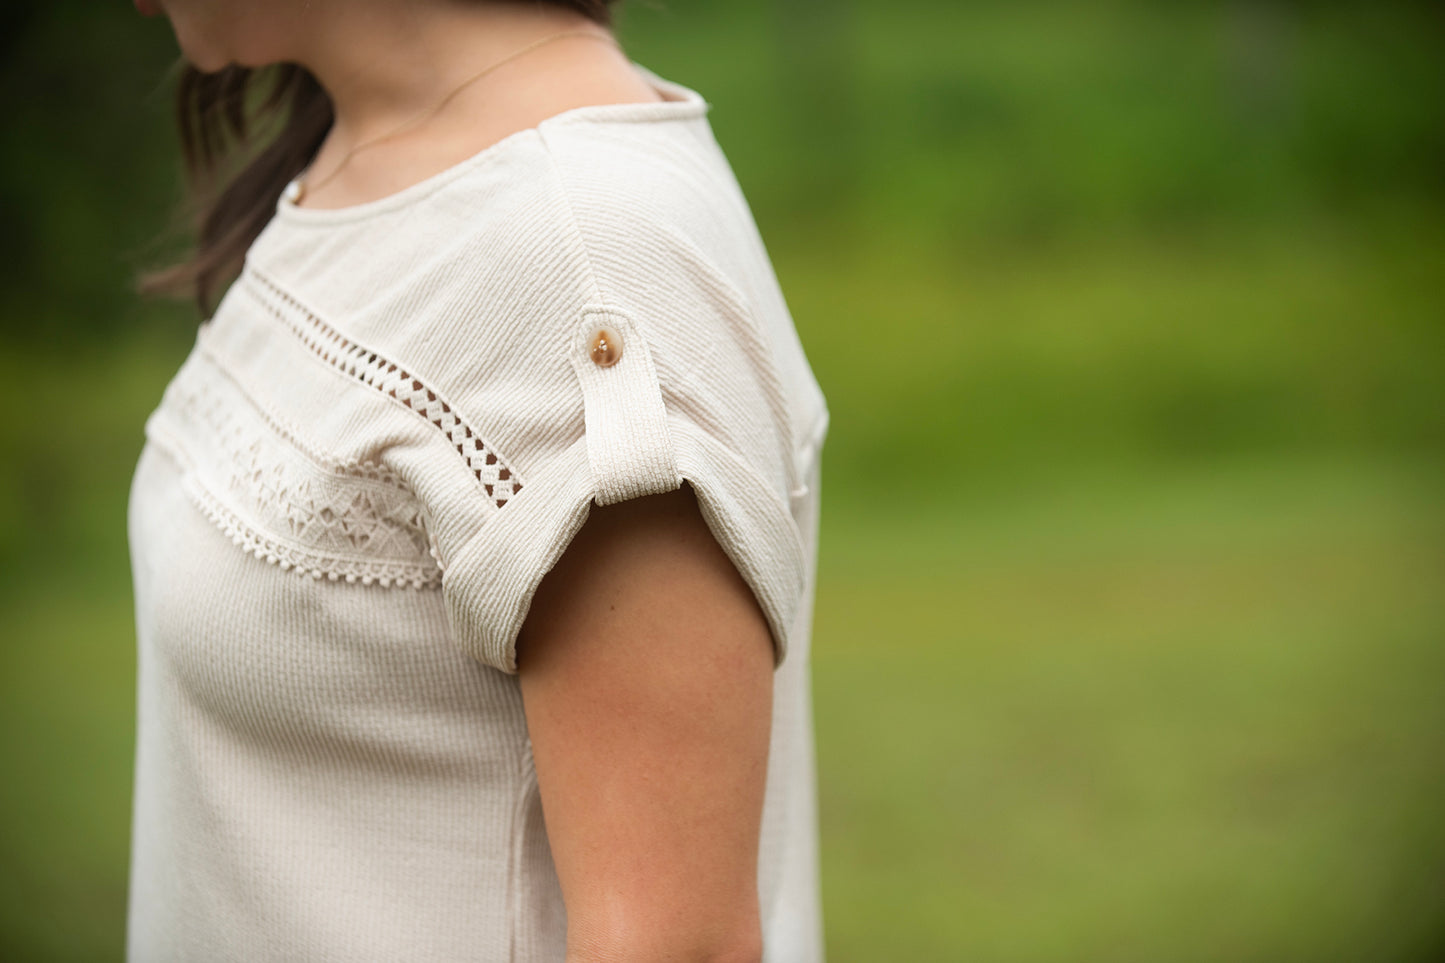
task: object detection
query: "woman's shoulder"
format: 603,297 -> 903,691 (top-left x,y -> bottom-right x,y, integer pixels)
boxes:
254,103 -> 742,319
534,105 -> 760,283
244,81 -> 822,444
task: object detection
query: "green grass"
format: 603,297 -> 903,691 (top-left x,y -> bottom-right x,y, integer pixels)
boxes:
0,593 -> 136,962
814,455 -> 1445,962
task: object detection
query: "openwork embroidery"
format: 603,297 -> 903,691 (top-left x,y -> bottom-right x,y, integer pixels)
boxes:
244,266 -> 522,510
163,372 -> 442,589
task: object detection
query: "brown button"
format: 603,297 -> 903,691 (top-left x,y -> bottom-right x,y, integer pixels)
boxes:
589,326 -> 623,367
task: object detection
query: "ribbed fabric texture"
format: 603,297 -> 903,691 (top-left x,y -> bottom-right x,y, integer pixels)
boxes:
125,64 -> 828,962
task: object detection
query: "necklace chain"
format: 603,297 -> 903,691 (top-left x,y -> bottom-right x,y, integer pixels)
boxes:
293,29 -> 619,203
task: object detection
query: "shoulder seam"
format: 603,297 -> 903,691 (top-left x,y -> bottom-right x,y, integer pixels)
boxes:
535,126 -> 613,316
533,124 -> 761,333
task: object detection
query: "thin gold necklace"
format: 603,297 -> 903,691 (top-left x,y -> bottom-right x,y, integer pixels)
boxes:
292,28 -> 619,203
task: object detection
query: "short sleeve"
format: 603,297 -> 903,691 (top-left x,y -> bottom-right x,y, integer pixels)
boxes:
437,289 -> 811,676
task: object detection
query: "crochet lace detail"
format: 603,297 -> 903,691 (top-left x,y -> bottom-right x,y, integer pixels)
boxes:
159,370 -> 443,590
243,265 -> 522,510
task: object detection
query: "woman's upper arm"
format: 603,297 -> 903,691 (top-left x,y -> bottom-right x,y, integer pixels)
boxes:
516,484 -> 774,963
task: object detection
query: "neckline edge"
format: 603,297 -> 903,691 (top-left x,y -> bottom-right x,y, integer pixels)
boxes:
273,63 -> 708,227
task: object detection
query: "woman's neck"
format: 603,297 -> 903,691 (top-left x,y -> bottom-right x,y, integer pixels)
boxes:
283,2 -> 657,210
298,3 -> 600,147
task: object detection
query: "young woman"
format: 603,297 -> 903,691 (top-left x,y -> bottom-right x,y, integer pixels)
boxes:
127,1 -> 828,960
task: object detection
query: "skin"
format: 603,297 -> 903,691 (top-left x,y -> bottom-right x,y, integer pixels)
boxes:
147,0 -> 663,210
140,2 -> 776,959
519,487 -> 774,963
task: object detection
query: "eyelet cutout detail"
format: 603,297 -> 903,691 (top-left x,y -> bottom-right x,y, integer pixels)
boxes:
150,364 -> 443,589
244,265 -> 522,511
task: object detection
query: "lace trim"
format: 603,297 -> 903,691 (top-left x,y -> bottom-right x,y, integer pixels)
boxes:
243,265 -> 522,510
159,370 -> 443,589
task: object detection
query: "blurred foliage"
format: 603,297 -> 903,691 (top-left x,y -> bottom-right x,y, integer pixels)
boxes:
0,1 -> 194,347
2,0 -> 1443,960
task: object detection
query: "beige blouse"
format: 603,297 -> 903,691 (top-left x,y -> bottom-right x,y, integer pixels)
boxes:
126,63 -> 828,961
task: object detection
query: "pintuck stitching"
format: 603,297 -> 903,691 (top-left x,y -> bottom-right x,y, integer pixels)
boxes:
157,369 -> 443,589
197,340 -> 414,491
243,264 -> 523,511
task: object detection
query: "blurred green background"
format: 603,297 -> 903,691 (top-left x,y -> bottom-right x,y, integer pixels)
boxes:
2,0 -> 1443,959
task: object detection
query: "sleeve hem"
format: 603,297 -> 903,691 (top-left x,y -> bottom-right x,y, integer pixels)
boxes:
440,423 -> 806,675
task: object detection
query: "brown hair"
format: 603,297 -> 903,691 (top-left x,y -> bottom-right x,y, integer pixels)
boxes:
136,0 -> 621,317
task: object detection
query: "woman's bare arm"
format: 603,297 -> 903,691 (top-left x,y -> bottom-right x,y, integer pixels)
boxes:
516,485 -> 774,963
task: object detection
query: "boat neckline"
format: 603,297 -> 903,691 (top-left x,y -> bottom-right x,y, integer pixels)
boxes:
274,62 -> 708,226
